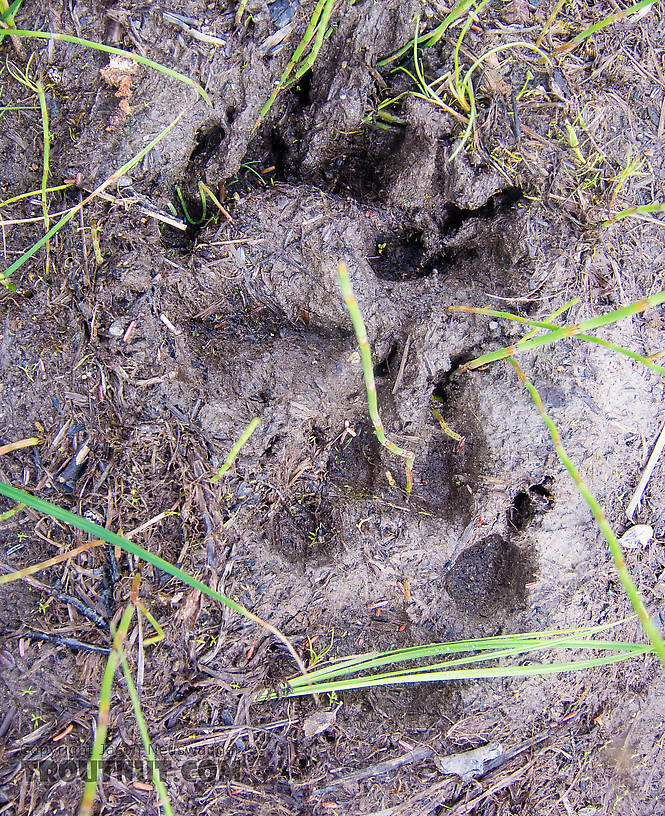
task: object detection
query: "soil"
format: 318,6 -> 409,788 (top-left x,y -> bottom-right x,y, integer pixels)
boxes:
1,1 -> 665,814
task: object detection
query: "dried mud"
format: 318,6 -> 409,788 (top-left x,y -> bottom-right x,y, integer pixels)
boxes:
2,1 -> 665,815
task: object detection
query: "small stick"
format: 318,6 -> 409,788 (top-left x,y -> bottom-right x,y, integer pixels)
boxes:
392,335 -> 411,395
626,421 -> 665,520
337,262 -> 415,495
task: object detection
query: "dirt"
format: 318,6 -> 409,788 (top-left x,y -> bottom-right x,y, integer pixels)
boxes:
1,1 -> 665,814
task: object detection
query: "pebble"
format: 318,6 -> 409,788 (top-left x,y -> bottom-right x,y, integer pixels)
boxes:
618,524 -> 654,550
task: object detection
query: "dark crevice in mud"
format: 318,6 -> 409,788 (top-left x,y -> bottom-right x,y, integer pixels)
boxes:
291,69 -> 313,109
313,127 -> 406,202
160,122 -> 227,247
444,534 -> 536,614
369,231 -> 425,280
373,340 -> 400,378
440,187 -> 524,234
189,122 -> 226,173
368,230 -> 457,281
368,187 -> 523,281
230,123 -> 405,203
159,220 -> 197,249
507,478 -> 554,532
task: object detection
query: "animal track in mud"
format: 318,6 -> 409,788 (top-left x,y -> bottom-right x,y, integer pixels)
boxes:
412,437 -> 479,525
269,495 -> 337,564
326,423 -> 382,498
507,478 -> 554,532
368,188 -> 524,281
444,534 -> 535,615
161,121 -> 227,247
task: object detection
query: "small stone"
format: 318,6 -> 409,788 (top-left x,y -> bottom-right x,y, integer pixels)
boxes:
619,525 -> 654,550
108,320 -> 125,338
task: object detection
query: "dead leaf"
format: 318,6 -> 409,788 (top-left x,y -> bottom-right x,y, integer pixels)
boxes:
174,588 -> 203,631
504,0 -> 530,24
482,67 -> 510,96
303,704 -> 342,738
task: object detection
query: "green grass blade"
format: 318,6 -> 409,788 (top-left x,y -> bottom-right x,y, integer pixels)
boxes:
554,0 -> 658,55
282,626 -> 643,688
457,290 -> 665,371
1,0 -> 22,24
269,647 -> 652,697
447,305 -> 665,378
257,0 -> 329,123
378,0 -> 476,65
510,359 -> 665,667
211,417 -> 260,481
603,201 -> 665,227
282,640 -> 648,693
78,600 -> 135,816
35,77 -> 51,257
286,621 -> 626,681
337,262 -> 414,494
0,480 -> 250,616
0,29 -> 211,105
118,648 -> 173,816
0,182 -> 73,207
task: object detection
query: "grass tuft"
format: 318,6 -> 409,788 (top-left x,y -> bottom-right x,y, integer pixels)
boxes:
256,0 -> 336,125
259,622 -> 653,698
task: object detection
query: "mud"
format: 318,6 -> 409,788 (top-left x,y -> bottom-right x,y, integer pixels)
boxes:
2,1 -> 665,814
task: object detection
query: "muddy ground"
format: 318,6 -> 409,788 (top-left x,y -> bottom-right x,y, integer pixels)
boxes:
1,1 -> 665,814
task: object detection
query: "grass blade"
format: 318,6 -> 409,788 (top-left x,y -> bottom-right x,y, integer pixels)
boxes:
455,290 -> 665,371
118,646 -> 173,815
78,594 -> 136,816
378,0 -> 476,65
553,0 -> 658,55
0,479 -> 309,678
603,201 -> 665,227
0,540 -> 103,585
337,262 -> 414,494
447,304 -> 665,378
277,622 -> 641,690
0,29 -> 211,105
0,0 -> 22,24
211,417 -> 260,481
509,359 -> 665,667
267,644 -> 652,697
